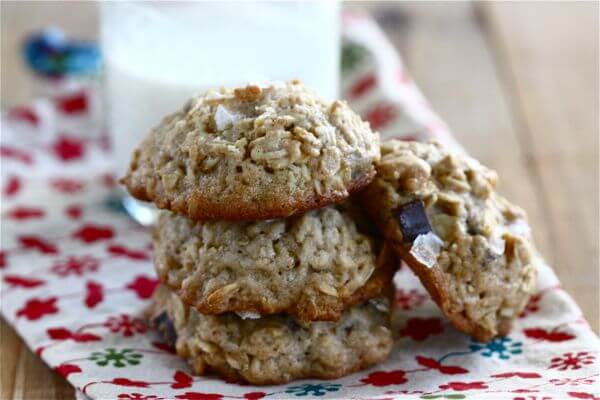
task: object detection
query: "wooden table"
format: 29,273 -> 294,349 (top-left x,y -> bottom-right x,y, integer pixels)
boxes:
1,2 -> 597,399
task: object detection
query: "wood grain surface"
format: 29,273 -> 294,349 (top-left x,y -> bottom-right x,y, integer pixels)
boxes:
1,2 -> 598,399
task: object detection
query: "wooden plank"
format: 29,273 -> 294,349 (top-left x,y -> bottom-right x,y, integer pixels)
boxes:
477,1 -> 599,332
1,320 -> 22,400
1,320 -> 73,400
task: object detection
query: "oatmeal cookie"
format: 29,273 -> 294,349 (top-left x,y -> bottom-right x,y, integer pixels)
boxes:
154,204 -> 398,321
122,81 -> 380,220
360,140 -> 536,342
149,284 -> 393,385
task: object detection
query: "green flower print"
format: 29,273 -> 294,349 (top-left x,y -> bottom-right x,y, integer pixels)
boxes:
469,336 -> 523,360
285,383 -> 342,396
341,42 -> 370,73
90,348 -> 143,367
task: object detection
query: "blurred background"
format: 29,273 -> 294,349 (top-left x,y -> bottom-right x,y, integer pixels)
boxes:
1,1 -> 598,398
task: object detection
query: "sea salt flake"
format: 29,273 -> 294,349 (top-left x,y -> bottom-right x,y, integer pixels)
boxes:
410,232 -> 444,268
215,105 -> 242,131
508,218 -> 531,238
236,311 -> 262,320
489,225 -> 506,255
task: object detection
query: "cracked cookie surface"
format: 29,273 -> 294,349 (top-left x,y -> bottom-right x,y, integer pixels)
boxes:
154,204 -> 398,321
122,81 -> 380,220
360,140 -> 536,342
149,284 -> 393,385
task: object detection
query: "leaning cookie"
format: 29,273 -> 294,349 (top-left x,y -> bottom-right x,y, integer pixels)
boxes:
121,81 -> 380,221
154,204 -> 398,321
149,284 -> 393,385
360,140 -> 536,342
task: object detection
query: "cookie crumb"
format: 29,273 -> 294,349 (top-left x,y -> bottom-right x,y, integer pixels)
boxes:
234,85 -> 262,102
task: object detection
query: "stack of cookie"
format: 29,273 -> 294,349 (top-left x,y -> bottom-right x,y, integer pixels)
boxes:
122,82 -> 398,384
122,81 -> 539,384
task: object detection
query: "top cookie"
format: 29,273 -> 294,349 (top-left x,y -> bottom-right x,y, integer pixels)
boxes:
360,140 -> 537,342
122,81 -> 380,220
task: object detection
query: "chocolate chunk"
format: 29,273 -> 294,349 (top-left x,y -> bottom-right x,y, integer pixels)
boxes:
393,200 -> 431,242
153,311 -> 178,347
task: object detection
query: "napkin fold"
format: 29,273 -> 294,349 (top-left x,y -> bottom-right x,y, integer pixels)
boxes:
1,13 -> 598,400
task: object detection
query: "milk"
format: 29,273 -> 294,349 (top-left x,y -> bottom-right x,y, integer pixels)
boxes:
101,1 -> 341,179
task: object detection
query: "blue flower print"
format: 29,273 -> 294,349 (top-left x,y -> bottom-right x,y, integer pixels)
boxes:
285,383 -> 342,396
469,336 -> 523,360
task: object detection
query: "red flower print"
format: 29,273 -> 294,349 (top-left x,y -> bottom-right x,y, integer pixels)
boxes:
400,317 -> 443,341
101,173 -> 116,188
47,328 -> 72,339
16,297 -> 59,320
171,370 -> 193,389
118,394 -> 163,400
65,204 -> 83,219
6,206 -> 45,220
0,251 -> 6,269
524,327 -> 575,342
50,178 -> 84,193
416,356 -> 468,375
348,73 -> 376,99
4,175 -> 21,197
108,244 -> 150,261
8,106 -> 39,125
395,288 -> 428,310
361,370 -> 407,386
110,378 -> 150,388
56,91 -> 88,114
125,276 -> 159,299
175,393 -> 223,400
152,341 -> 175,354
568,393 -> 600,400
55,363 -> 81,378
520,293 -> 542,317
51,255 -> 99,277
0,145 -> 33,165
85,281 -> 104,308
439,381 -> 488,391
19,235 -> 58,254
513,396 -> 551,400
52,135 -> 86,161
244,393 -> 266,400
4,275 -> 45,288
57,329 -> 99,342
550,377 -> 595,386
549,352 -> 595,370
47,327 -> 100,342
73,224 -> 114,243
491,372 -> 541,379
104,314 -> 147,337
512,389 -> 540,394
363,103 -> 397,130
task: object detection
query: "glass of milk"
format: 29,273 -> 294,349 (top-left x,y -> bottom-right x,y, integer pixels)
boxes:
100,1 -> 340,224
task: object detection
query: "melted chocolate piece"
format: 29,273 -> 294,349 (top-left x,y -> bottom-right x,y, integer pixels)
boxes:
153,311 -> 178,347
393,200 -> 431,242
